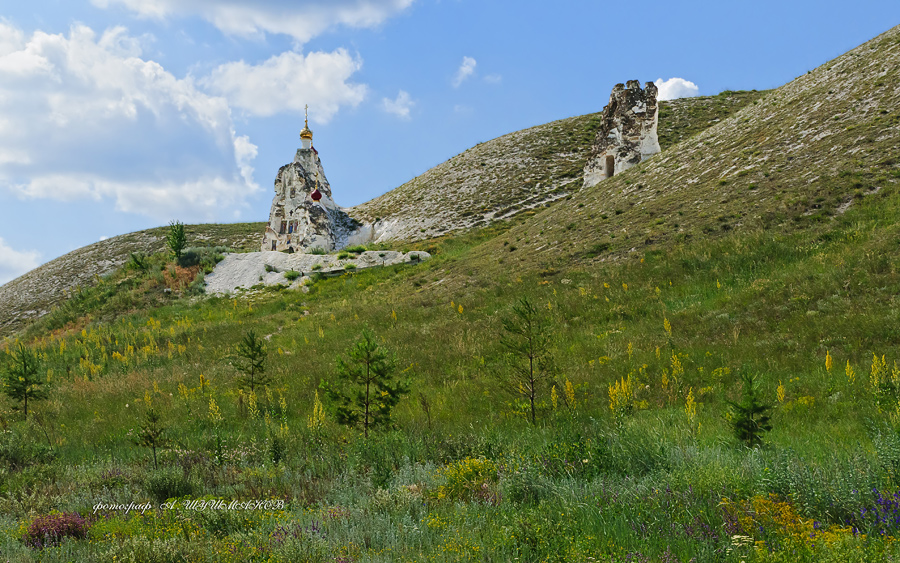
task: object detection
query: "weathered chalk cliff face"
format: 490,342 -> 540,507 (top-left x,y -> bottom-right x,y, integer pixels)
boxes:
261,148 -> 369,252
583,80 -> 660,188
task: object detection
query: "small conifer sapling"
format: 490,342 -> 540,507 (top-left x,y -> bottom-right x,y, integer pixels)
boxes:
134,407 -> 170,470
726,372 -> 773,448
323,329 -> 409,438
500,296 -> 556,424
166,220 -> 187,260
3,344 -> 48,420
232,329 -> 272,394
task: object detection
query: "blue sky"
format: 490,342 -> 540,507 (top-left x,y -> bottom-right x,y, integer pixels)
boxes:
0,0 -> 897,284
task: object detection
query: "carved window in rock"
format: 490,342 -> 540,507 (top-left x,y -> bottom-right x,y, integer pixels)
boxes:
280,221 -> 287,234
605,155 -> 615,179
271,240 -> 277,251
288,222 -> 294,234
290,187 -> 296,198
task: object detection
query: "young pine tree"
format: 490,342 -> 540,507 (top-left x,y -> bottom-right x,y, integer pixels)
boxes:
726,372 -> 773,448
3,344 -> 49,420
134,407 -> 170,470
500,296 -> 556,424
232,329 -> 272,394
166,220 -> 187,260
323,330 -> 409,438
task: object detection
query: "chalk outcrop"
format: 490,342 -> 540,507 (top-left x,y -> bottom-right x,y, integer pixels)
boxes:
583,80 -> 660,188
205,250 -> 430,295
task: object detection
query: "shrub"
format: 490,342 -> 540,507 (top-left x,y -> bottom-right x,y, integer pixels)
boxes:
344,245 -> 367,254
23,512 -> 90,548
311,264 -> 322,271
144,470 -> 197,504
344,264 -> 357,271
435,457 -> 499,502
0,429 -> 55,470
264,264 -> 277,273
308,247 -> 326,255
177,246 -> 229,269
502,467 -> 550,505
284,270 -> 300,281
336,251 -> 351,260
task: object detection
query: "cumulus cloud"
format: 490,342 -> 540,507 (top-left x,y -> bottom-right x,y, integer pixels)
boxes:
654,77 -> 700,101
0,20 -> 25,56
91,0 -> 416,43
381,90 -> 414,119
453,56 -> 476,88
202,49 -> 367,121
0,238 -> 40,285
0,23 -> 259,222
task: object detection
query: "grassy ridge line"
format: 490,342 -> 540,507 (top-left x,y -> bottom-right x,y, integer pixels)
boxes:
348,92 -> 766,243
0,223 -> 264,338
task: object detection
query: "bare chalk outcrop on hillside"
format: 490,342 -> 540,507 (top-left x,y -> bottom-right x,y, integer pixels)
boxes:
204,250 -> 430,295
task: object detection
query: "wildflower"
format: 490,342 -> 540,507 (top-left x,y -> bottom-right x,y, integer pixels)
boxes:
551,385 -> 558,410
609,375 -> 634,420
308,390 -> 326,432
777,380 -> 785,403
663,318 -> 672,337
564,379 -> 576,409
248,391 -> 259,419
846,360 -> 856,385
209,396 -> 223,425
685,387 -> 697,429
825,350 -> 833,372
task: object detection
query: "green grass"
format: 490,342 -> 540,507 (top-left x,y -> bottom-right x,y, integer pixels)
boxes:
2,25 -> 900,562
3,183 -> 900,560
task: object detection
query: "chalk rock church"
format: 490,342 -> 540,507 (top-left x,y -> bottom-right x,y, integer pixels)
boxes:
261,108 -> 370,253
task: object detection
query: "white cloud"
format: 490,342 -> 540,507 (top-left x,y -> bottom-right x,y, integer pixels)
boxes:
0,20 -> 25,56
91,0 -> 416,43
381,90 -> 413,119
0,238 -> 40,285
484,73 -> 502,85
654,77 -> 699,101
453,56 -> 476,88
0,23 -> 259,222
202,49 -> 367,121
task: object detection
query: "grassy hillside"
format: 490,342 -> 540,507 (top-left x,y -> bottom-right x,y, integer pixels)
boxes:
0,223 -> 264,337
0,90 -> 761,340
348,92 -> 766,242
1,24 -> 900,563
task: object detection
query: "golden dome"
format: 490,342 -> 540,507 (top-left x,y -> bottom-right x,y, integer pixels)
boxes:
300,105 -> 313,140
